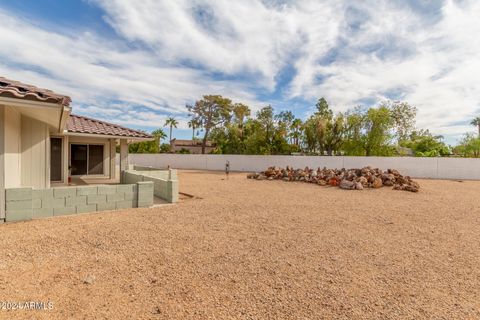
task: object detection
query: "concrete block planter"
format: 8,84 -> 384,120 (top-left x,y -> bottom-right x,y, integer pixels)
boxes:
4,181 -> 154,222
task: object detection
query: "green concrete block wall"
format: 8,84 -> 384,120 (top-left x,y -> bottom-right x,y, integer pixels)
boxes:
76,204 -> 97,214
32,198 -> 42,209
167,180 -> 179,203
6,188 -> 32,201
107,193 -> 124,202
97,202 -> 116,211
54,187 -> 76,199
6,199 -> 33,211
34,207 -> 54,219
65,196 -> 87,207
5,188 -> 33,222
137,181 -> 154,207
124,169 -> 178,203
97,185 -> 117,195
52,198 -> 65,208
32,189 -> 53,200
124,171 -> 144,184
116,200 -> 135,209
77,186 -> 98,196
132,166 -> 178,179
132,165 -> 159,171
54,206 -> 76,216
116,184 -> 135,193
4,181 -> 154,222
87,194 -> 106,204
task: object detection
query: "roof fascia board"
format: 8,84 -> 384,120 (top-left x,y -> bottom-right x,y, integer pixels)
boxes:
63,131 -> 154,142
0,96 -> 64,109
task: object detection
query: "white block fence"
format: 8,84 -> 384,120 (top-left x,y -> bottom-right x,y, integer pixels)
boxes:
128,154 -> 480,180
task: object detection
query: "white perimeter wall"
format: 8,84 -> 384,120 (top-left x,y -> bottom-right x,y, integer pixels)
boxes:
129,154 -> 480,180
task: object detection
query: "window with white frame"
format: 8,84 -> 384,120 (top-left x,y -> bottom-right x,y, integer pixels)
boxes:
70,144 -> 104,175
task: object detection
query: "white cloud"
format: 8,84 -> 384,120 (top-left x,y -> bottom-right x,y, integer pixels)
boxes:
288,0 -> 480,139
0,8 -> 262,128
93,0 -> 304,89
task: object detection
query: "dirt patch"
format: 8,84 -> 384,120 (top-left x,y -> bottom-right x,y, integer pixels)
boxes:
1,170 -> 480,319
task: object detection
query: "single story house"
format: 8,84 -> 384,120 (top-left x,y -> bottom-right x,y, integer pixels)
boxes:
170,138 -> 216,154
0,76 -> 156,222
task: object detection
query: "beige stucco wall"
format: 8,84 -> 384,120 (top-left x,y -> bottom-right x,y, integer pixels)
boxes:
3,106 -> 21,188
109,138 -> 116,180
21,115 -> 50,189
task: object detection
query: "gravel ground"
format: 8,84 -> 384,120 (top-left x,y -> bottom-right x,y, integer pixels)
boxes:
1,170 -> 480,319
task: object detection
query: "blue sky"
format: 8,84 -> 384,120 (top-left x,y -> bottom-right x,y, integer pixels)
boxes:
1,0 -> 479,144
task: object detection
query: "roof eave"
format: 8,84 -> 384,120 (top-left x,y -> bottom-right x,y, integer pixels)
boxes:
0,96 -> 67,131
64,131 -> 154,141
0,96 -> 65,109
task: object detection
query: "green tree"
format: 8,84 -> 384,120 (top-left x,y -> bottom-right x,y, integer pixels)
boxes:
471,117 -> 480,138
313,115 -> 327,154
177,148 -> 191,154
210,124 -> 240,154
209,103 -> 252,154
315,97 -> 333,119
233,103 -> 251,128
187,95 -> 233,154
290,118 -> 303,146
341,105 -> 395,156
256,106 -> 275,151
454,133 -> 480,157
243,118 -> 265,154
275,111 -> 294,142
302,117 -> 318,153
233,103 -> 251,146
159,143 -> 171,153
129,129 -> 165,154
301,98 -> 345,155
363,105 -> 395,156
129,141 -> 157,153
401,129 -> 450,157
390,101 -> 417,142
342,107 -> 365,156
324,113 -> 346,155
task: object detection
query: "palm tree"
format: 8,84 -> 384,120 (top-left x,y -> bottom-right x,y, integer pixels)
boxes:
151,128 -> 167,152
188,119 -> 199,140
290,118 -> 303,145
164,116 -> 179,143
471,117 -> 480,138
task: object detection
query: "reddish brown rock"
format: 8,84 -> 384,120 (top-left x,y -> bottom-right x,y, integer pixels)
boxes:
372,177 -> 383,188
248,166 -> 419,192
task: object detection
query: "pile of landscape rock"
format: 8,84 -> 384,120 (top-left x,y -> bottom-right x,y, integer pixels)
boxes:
247,166 -> 420,192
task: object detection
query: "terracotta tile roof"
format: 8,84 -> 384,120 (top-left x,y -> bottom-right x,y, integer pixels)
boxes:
67,114 -> 153,139
0,76 -> 71,106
